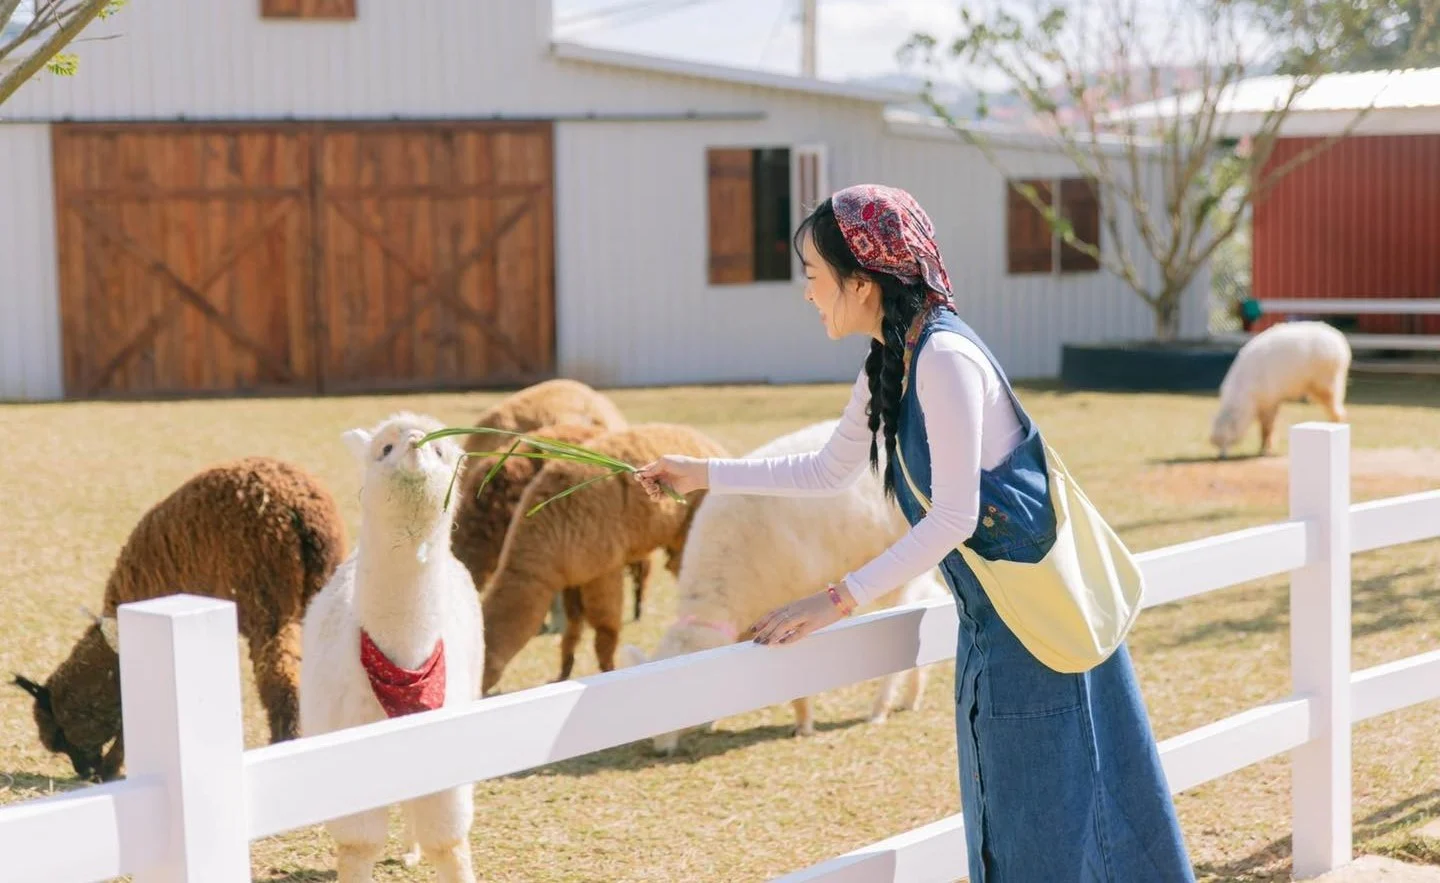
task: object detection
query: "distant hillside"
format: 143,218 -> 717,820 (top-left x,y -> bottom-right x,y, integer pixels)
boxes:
846,64 -> 1277,131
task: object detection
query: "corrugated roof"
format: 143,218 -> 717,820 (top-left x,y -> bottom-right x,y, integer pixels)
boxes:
1107,66 -> 1440,129
550,41 -> 915,106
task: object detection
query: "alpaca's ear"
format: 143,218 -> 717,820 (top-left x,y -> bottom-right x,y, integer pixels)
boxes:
98,616 -> 120,654
341,428 -> 372,463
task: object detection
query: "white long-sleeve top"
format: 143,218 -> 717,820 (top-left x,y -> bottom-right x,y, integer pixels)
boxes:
705,330 -> 1025,608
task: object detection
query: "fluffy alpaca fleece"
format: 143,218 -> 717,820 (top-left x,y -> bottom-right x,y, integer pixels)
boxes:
299,412 -> 482,883
480,423 -> 729,694
617,420 -> 949,755
1210,320 -> 1352,457
461,378 -> 627,455
12,457 -> 345,782
450,421 -> 654,622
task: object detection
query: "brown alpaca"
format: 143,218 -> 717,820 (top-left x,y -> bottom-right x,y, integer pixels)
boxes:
12,457 -> 346,781
451,422 -> 656,626
462,378 -> 627,455
481,424 -> 728,694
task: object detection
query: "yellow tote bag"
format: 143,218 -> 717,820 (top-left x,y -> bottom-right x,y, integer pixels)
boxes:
896,443 -> 1144,674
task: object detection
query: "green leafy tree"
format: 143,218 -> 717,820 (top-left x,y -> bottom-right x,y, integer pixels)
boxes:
1256,0 -> 1440,72
1,0 -> 127,107
902,0 -> 1435,340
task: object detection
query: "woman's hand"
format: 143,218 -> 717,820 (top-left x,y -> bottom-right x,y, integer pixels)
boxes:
633,455 -> 709,502
747,584 -> 854,645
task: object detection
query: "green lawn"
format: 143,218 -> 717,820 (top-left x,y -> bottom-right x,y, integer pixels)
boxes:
1,376 -> 1437,882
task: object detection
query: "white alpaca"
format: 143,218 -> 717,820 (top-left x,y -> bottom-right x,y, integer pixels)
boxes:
1210,320 -> 1352,458
619,419 -> 949,755
299,412 -> 483,883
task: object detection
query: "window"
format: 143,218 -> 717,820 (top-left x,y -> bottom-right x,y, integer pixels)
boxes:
1005,176 -> 1101,275
706,144 -> 827,285
261,0 -> 357,20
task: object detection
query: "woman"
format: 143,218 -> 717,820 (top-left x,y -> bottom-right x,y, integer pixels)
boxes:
634,185 -> 1194,882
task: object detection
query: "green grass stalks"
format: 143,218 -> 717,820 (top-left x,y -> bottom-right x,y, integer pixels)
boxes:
418,426 -> 688,515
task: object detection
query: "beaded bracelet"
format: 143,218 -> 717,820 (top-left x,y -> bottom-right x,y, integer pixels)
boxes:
826,582 -> 855,616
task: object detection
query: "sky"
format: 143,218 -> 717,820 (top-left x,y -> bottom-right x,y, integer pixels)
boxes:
552,0 -> 968,84
551,0 -> 1275,95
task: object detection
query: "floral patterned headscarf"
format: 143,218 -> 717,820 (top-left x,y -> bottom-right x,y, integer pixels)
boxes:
831,184 -> 954,311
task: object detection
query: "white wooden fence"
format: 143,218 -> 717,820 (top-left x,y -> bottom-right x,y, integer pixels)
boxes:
1214,298 -> 1440,354
3,423 -> 1439,883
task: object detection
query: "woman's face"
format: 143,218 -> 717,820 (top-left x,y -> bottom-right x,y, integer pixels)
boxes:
800,232 -> 881,341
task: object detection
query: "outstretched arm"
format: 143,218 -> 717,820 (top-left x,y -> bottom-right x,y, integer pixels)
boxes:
634,368 -> 873,500
838,334 -> 983,608
750,335 -> 986,641
705,370 -> 873,496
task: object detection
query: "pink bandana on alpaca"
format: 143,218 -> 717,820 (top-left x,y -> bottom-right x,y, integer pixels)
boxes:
831,184 -> 954,311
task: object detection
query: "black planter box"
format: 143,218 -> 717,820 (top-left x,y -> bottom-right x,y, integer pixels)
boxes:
1060,339 -> 1241,392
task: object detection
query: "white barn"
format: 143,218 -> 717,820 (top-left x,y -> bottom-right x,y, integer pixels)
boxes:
0,0 -> 1206,401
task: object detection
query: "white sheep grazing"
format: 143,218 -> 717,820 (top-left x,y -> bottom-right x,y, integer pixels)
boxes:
619,419 -> 949,755
1210,320 -> 1351,458
299,412 -> 482,883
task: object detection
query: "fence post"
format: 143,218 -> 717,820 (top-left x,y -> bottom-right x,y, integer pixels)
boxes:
1289,423 -> 1352,878
119,595 -> 250,883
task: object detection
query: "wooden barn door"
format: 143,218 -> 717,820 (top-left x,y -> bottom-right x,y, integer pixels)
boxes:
313,122 -> 555,392
51,124 -> 318,397
51,121 -> 555,398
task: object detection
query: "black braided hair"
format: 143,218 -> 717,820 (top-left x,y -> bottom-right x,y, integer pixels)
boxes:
795,199 -> 929,500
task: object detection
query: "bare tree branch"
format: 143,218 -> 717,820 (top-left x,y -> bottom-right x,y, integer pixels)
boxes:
901,0 -> 1416,339
0,0 -> 113,105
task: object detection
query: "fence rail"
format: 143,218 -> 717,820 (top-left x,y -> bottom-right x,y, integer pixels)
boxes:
1,423 -> 1438,882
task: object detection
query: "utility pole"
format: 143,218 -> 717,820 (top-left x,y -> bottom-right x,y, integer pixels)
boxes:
800,0 -> 817,77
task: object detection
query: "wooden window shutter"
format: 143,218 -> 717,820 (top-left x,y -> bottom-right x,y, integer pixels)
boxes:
788,144 -> 828,277
261,0 -> 357,20
1006,178 -> 1054,274
707,148 -> 756,285
1059,177 -> 1101,273
791,143 -> 829,220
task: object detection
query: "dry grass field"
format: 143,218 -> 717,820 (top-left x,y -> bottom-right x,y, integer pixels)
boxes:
1,375 -> 1437,882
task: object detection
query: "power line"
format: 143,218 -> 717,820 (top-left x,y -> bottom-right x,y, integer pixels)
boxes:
555,0 -> 721,34
757,0 -> 796,66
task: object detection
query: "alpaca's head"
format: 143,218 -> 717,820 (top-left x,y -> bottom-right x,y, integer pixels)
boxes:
343,412 -> 464,537
14,616 -> 124,782
1208,400 -> 1252,458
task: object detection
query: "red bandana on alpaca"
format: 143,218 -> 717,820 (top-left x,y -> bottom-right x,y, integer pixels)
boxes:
359,630 -> 446,718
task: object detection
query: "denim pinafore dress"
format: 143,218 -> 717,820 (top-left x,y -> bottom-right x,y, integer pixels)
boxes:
893,308 -> 1195,882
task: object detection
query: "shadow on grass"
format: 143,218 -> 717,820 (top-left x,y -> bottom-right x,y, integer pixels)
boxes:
506,715 -> 876,780
0,769 -> 91,795
259,871 -> 336,883
1191,787 -> 1440,881
1153,566 -> 1436,650
1149,453 -> 1270,466
1113,509 -> 1242,533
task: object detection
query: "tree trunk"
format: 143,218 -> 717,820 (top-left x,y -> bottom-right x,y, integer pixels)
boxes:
1153,289 -> 1184,342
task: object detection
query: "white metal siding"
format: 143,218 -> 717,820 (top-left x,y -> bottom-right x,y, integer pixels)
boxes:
554,105 -> 886,388
877,135 -> 1210,378
0,0 -> 856,121
0,125 -> 62,401
556,115 -> 1211,387
0,0 -> 1211,396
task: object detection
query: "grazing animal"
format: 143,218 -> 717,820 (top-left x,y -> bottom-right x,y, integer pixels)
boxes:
12,457 -> 345,781
1210,320 -> 1351,458
480,423 -> 728,694
299,412 -> 482,883
462,378 -> 627,455
617,420 -> 948,754
450,421 -> 656,625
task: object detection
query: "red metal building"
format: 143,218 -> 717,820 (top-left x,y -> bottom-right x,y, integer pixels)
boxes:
1115,66 -> 1440,337
1255,133 -> 1440,335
